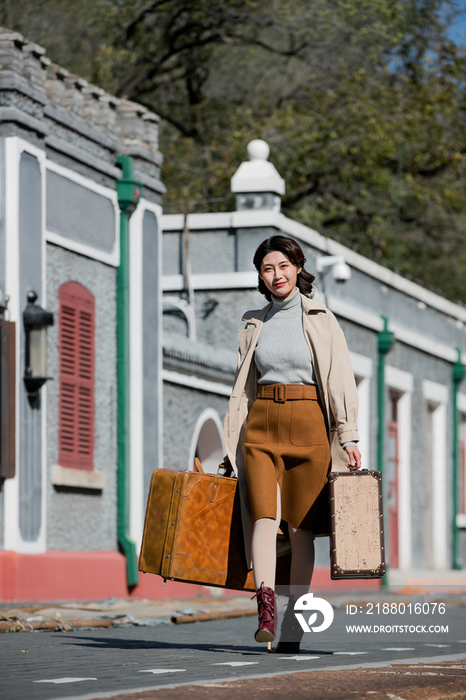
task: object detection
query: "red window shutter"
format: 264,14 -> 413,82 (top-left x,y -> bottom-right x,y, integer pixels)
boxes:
58,282 -> 95,470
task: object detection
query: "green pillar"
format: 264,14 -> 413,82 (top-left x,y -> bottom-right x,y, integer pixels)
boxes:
377,316 -> 394,585
452,348 -> 465,570
116,155 -> 142,588
377,316 -> 394,474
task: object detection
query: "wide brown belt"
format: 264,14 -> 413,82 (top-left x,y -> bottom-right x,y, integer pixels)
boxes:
256,383 -> 319,403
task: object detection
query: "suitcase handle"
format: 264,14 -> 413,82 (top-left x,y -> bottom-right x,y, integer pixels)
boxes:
194,457 -> 205,474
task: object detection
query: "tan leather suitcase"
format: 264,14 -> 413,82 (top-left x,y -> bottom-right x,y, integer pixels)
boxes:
139,463 -> 291,592
328,470 -> 386,579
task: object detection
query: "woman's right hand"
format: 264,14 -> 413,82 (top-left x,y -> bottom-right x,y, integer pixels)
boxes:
344,445 -> 361,470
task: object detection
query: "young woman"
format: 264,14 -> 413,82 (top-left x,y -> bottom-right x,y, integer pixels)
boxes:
224,235 -> 361,653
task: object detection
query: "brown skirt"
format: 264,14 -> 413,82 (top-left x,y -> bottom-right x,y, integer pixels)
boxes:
244,385 -> 331,531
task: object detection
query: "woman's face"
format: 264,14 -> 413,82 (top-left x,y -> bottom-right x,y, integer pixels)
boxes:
259,250 -> 302,299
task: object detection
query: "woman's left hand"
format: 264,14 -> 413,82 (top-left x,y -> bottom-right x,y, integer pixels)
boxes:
344,445 -> 362,470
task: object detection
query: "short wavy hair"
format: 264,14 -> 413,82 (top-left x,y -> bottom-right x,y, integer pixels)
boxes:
253,235 -> 315,301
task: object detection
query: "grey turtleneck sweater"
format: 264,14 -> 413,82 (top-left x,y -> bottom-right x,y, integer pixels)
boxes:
255,290 -> 316,386
254,289 -> 356,449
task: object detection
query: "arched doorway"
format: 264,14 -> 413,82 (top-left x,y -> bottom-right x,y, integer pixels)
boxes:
188,409 -> 225,474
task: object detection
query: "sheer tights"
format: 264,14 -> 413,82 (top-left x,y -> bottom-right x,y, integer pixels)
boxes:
251,483 -> 315,596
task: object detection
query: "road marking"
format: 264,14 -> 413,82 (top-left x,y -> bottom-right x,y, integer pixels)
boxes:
34,678 -> 97,685
381,648 -> 415,651
139,669 -> 186,675
277,656 -> 320,661
333,652 -> 369,656
212,662 -> 259,667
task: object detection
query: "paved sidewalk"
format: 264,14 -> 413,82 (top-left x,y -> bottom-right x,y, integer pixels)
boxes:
2,585 -> 466,633
109,659 -> 466,700
0,594 -> 258,632
2,604 -> 466,700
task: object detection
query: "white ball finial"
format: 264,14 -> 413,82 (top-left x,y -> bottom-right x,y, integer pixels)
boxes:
231,138 -> 285,197
247,139 -> 270,161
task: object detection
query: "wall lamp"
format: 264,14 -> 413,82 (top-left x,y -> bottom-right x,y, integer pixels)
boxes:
316,255 -> 352,282
23,291 -> 54,408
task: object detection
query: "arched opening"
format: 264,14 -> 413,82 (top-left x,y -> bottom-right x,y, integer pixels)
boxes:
188,409 -> 224,474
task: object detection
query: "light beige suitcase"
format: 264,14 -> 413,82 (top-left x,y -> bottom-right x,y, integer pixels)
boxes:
328,470 -> 386,579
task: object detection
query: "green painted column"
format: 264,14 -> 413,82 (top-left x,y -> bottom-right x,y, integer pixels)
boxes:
377,316 -> 394,585
116,155 -> 142,588
377,316 -> 394,474
452,348 -> 465,570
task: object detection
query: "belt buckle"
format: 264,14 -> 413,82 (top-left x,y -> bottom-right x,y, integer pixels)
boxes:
274,384 -> 286,403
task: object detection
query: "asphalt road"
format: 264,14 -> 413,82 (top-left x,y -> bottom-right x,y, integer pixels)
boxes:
2,605 -> 466,700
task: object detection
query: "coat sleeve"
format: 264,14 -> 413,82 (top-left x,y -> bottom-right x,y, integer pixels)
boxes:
327,322 -> 360,445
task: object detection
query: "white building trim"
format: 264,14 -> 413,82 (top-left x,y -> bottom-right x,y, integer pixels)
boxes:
328,296 -> 383,332
422,379 -> 449,569
457,391 -> 466,415
3,136 -> 47,553
390,323 -> 457,364
188,408 -> 225,474
162,271 -> 257,292
457,392 -> 466,522
45,159 -> 120,267
162,369 -> 232,397
128,198 -> 163,552
385,366 -> 414,394
423,379 -> 449,405
350,353 -> 372,470
385,365 -> 413,570
320,296 -> 458,363
162,209 -> 466,325
129,203 -> 144,553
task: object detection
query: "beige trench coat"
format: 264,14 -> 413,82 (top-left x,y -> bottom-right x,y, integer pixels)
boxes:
224,293 -> 360,569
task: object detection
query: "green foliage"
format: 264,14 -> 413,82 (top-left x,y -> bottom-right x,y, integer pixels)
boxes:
2,0 -> 466,301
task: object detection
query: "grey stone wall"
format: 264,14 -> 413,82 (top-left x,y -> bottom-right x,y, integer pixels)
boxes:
191,231 -> 236,274
46,171 -> 116,253
460,530 -> 466,567
163,229 -> 236,276
338,318 -> 379,471
46,243 -> 117,551
162,383 -> 228,472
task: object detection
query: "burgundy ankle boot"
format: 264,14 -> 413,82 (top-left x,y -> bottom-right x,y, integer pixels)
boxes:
251,582 -> 277,643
